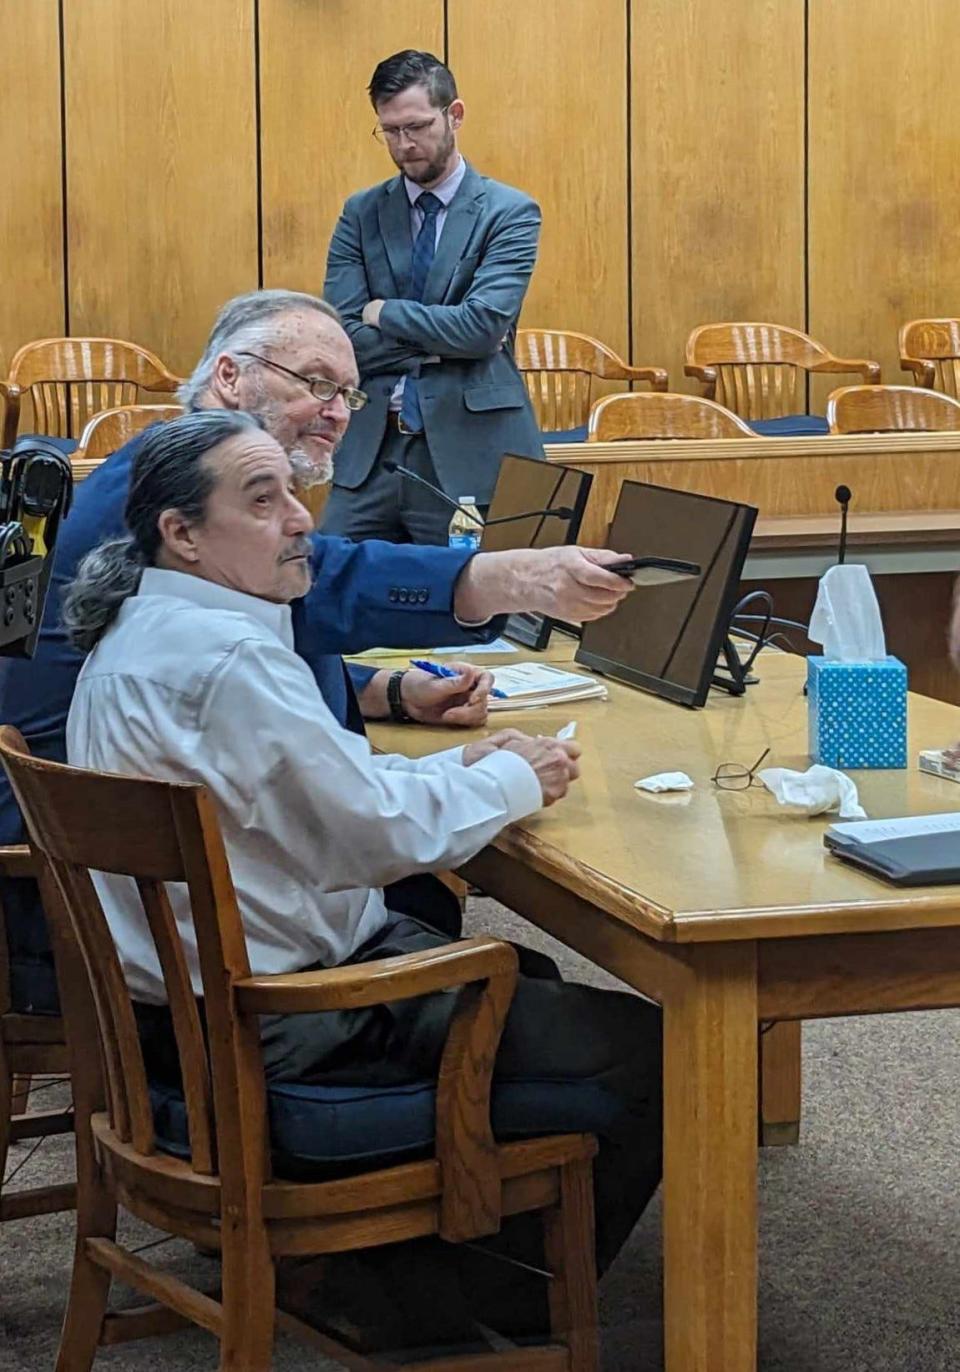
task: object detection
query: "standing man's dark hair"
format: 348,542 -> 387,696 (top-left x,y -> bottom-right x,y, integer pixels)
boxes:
368,50 -> 458,109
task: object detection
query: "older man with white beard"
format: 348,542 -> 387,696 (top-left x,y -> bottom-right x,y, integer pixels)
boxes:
0,287 -> 636,1014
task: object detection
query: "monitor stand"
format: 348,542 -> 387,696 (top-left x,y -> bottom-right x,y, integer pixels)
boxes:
711,634 -> 752,695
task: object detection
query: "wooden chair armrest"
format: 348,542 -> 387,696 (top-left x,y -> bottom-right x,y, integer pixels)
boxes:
684,362 -> 718,398
0,844 -> 35,879
624,364 -> 669,391
900,356 -> 936,387
237,935 -> 519,1243
1,381 -> 22,451
234,935 -> 516,1014
810,357 -> 882,383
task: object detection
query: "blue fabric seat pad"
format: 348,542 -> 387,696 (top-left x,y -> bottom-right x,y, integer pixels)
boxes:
540,426 -> 588,444
748,415 -> 830,436
151,1074 -> 620,1176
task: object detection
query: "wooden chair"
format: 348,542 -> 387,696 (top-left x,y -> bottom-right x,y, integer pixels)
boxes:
75,403 -> 184,460
516,329 -> 668,433
0,846 -> 75,1223
588,390 -> 756,441
684,322 -> 881,420
826,384 -> 960,434
0,726 -> 599,1371
899,318 -> 960,397
2,338 -> 182,449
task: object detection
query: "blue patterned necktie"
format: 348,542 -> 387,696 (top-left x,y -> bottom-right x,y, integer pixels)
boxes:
399,191 -> 443,433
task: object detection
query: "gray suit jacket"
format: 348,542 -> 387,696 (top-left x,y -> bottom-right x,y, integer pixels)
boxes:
324,163 -> 544,502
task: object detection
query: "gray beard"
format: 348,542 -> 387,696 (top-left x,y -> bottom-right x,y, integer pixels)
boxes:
288,444 -> 333,490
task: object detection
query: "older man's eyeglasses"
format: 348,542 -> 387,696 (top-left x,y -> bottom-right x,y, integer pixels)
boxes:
711,747 -> 771,791
372,107 -> 449,145
237,352 -> 368,412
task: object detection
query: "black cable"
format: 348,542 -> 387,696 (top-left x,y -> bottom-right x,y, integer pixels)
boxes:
733,613 -> 810,633
3,1136 -> 46,1186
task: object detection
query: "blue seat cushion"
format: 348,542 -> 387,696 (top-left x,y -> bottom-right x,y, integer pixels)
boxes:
150,1074 -> 622,1177
15,433 -> 79,456
540,426 -> 588,445
748,414 -> 829,437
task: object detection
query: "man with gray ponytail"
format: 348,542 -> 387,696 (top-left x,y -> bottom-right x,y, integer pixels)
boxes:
0,287 -> 633,1013
64,412 -> 662,1351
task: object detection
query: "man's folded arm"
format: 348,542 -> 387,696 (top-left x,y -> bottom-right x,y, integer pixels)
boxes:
201,639 -> 541,893
376,201 -> 541,360
324,204 -> 428,375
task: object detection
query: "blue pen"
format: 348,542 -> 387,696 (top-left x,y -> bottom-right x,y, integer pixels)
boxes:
411,658 -> 508,699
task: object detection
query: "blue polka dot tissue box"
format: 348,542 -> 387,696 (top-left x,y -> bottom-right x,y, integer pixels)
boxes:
807,656 -> 907,770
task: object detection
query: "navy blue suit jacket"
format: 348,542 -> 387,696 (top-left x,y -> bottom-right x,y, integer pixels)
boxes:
0,429 -> 504,849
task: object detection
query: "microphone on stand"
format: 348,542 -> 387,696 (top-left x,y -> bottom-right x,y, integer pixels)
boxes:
835,484 -> 852,564
382,459 -> 575,527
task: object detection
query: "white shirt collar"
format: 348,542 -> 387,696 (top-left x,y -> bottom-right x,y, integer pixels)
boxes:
137,566 -> 294,649
404,154 -> 466,209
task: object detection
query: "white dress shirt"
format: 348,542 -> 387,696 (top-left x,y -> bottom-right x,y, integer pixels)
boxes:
389,155 -> 467,412
66,567 -> 542,1003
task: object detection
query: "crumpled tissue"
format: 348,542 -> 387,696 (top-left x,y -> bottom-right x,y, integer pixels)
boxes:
757,764 -> 866,819
634,771 -> 694,794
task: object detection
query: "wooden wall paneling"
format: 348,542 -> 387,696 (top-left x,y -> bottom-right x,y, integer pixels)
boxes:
63,0 -> 259,377
631,0 -> 805,393
0,0 -> 64,429
548,433 -> 960,545
260,1 -> 444,294
808,0 -> 960,411
448,0 -> 631,362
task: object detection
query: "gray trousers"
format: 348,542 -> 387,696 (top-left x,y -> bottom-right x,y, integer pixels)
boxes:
321,425 -> 456,546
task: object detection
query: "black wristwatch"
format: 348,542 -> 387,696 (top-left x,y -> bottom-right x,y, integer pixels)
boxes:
387,669 -> 413,723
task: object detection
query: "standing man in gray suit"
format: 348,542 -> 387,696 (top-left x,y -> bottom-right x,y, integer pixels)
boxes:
322,50 -> 544,544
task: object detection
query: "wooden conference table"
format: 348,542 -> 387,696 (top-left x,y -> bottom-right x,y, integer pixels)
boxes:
366,641 -> 960,1372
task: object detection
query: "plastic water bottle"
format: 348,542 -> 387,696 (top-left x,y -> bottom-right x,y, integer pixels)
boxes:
448,496 -> 483,551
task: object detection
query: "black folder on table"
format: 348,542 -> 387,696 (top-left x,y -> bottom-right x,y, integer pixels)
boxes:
824,821 -> 960,886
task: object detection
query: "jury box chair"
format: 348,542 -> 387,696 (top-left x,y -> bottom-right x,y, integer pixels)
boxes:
2,337 -> 182,449
75,403 -> 185,460
0,726 -> 601,1371
826,384 -> 960,434
588,390 -> 756,441
516,328 -> 668,438
684,322 -> 881,422
899,318 -> 960,397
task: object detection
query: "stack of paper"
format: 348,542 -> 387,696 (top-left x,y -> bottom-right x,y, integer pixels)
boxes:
918,748 -> 960,784
487,662 -> 608,712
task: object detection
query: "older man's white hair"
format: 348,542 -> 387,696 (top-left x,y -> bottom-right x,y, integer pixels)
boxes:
178,289 -> 341,410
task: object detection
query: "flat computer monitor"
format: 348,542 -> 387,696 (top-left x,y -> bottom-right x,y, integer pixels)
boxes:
480,453 -> 593,649
576,480 -> 757,707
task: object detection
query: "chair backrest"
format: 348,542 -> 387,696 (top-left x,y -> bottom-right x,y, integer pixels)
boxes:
515,328 -> 668,430
685,321 -> 881,420
0,727 -> 263,1192
899,318 -> 960,397
826,384 -> 960,434
6,337 -> 182,440
76,403 -> 185,459
588,391 -> 755,441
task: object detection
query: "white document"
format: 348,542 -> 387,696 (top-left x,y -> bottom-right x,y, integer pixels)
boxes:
828,812 -> 960,845
432,637 -> 518,655
487,662 -> 608,711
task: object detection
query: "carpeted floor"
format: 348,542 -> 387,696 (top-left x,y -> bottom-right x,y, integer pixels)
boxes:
2,894 -> 959,1370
